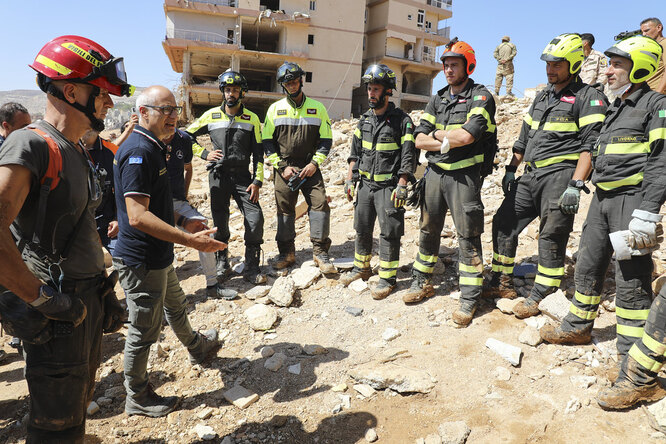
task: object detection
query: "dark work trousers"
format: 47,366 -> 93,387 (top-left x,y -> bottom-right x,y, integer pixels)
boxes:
620,284 -> 666,386
412,166 -> 484,305
24,277 -> 104,444
561,191 -> 653,358
353,180 -> 405,285
492,167 -> 575,302
273,168 -> 331,256
209,168 -> 264,248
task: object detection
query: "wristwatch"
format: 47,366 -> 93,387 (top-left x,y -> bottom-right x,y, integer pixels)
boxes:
31,284 -> 56,307
569,179 -> 585,189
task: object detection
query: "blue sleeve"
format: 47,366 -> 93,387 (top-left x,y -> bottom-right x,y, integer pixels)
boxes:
119,146 -> 154,198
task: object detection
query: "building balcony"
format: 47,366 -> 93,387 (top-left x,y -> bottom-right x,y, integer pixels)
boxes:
164,0 -> 311,23
426,0 -> 453,10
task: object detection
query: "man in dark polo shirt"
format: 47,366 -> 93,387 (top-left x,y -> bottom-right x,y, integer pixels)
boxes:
113,85 -> 226,417
163,128 -> 218,294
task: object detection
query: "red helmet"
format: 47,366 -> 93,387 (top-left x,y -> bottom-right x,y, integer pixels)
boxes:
30,35 -> 134,97
440,39 -> 476,75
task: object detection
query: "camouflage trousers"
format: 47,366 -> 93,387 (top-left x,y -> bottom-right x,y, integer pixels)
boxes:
495,71 -> 514,95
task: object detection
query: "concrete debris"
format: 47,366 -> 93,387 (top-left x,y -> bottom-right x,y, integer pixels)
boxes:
485,338 -> 523,366
288,363 -> 302,375
268,276 -> 295,307
424,435 -> 442,444
244,304 -> 278,331
332,383 -> 347,392
352,383 -> 377,398
538,289 -> 570,321
438,420 -> 471,444
339,394 -> 352,409
303,344 -> 328,355
86,401 -> 100,416
648,397 -> 666,428
260,346 -> 275,358
365,428 -> 379,442
104,386 -> 125,399
350,364 -> 436,394
382,327 -> 401,341
345,306 -> 364,316
570,375 -> 597,389
349,279 -> 369,293
197,407 -> 215,419
523,315 -> 548,330
292,266 -> 322,289
96,397 -> 112,406
565,397 -> 581,414
496,297 -> 524,314
493,366 -> 511,381
518,326 -> 543,347
244,285 -> 271,300
264,352 -> 287,372
223,385 -> 259,409
192,423 -> 216,440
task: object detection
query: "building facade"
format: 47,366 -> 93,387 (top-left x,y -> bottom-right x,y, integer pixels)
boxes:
162,0 -> 451,120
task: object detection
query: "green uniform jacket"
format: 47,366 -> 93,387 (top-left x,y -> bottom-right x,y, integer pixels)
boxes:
591,83 -> 666,213
513,77 -> 608,171
186,104 -> 264,186
262,94 -> 332,171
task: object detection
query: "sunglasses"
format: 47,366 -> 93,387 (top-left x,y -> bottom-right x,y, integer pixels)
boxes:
143,105 -> 183,116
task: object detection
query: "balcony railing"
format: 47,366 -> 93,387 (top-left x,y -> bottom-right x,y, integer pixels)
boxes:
426,0 -> 452,9
435,26 -> 450,38
189,0 -> 237,6
171,29 -> 236,45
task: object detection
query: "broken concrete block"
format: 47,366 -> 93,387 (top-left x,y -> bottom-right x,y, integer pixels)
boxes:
264,352 -> 287,372
485,338 -> 523,366
353,383 -> 376,398
519,326 -> 542,347
223,385 -> 259,409
437,420 -> 471,444
538,289 -> 571,322
268,276 -> 295,307
496,297 -> 524,314
244,285 -> 271,300
350,365 -> 436,394
349,279 -> 368,293
570,375 -> 596,389
292,266 -> 321,289
244,304 -> 278,331
193,423 -> 216,440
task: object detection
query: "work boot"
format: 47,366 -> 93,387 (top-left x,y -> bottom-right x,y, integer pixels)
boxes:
189,329 -> 221,365
340,267 -> 372,286
370,279 -> 395,300
313,252 -> 338,275
596,379 -> 666,410
125,383 -> 179,417
9,337 -> 22,354
452,302 -> 477,327
243,246 -> 266,284
215,249 -> 232,284
274,252 -> 296,270
483,272 -> 517,299
540,324 -> 592,345
606,363 -> 621,384
513,298 -> 541,319
215,284 -> 238,300
403,272 -> 434,304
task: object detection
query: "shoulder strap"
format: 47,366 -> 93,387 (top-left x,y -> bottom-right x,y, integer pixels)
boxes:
28,126 -> 62,190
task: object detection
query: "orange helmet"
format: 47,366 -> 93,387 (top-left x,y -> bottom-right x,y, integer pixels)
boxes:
30,35 -> 134,97
440,39 -> 476,75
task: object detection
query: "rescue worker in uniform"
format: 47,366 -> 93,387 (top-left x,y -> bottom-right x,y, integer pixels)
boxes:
487,34 -> 608,319
263,62 -> 336,274
579,33 -> 609,89
187,71 -> 266,294
404,39 -> 497,327
341,64 -> 416,299
540,36 -> 666,371
0,35 -> 130,443
494,36 -> 517,96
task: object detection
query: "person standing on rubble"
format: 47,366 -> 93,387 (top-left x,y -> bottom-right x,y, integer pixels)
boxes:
540,36 -> 666,380
340,64 -> 416,300
403,39 -> 496,328
262,62 -> 337,275
494,36 -> 517,97
486,33 -> 608,320
186,71 -> 265,297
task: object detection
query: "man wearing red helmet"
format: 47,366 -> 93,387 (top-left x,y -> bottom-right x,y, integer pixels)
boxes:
0,36 -> 132,443
403,39 -> 497,327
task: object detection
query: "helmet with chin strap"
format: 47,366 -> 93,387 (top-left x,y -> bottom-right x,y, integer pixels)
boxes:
277,62 -> 305,98
540,33 -> 584,75
30,35 -> 134,131
440,38 -> 476,75
604,34 -> 663,83
218,70 -> 248,107
362,64 -> 396,109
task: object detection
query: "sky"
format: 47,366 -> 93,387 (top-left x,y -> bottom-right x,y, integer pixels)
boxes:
0,1 -> 664,99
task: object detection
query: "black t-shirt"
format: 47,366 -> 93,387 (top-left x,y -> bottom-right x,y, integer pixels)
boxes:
0,120 -> 104,281
166,129 -> 194,201
87,138 -> 117,236
113,126 -> 175,269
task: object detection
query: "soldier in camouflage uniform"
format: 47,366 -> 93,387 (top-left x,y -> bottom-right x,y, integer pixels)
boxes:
494,36 -> 517,96
579,33 -> 608,89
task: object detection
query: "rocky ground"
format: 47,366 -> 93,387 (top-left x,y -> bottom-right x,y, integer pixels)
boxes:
2,96 -> 666,443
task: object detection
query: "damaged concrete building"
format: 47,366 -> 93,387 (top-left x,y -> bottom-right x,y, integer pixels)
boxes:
162,0 -> 452,120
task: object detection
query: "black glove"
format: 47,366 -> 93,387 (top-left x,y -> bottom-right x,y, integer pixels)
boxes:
101,270 -> 126,334
502,165 -> 517,195
31,286 -> 87,327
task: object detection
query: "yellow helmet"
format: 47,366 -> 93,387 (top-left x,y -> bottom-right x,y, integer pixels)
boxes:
604,35 -> 663,83
540,33 -> 584,75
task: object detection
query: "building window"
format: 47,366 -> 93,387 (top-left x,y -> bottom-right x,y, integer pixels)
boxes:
407,14 -> 412,20
227,30 -> 235,44
308,34 -> 314,45
305,72 -> 313,83
417,9 -> 424,28
425,21 -> 432,32
309,0 -> 316,11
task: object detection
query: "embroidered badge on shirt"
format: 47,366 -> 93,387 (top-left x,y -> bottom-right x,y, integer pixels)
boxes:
277,109 -> 287,116
212,112 -> 222,119
458,99 -> 467,103
472,95 -> 486,101
307,108 -> 317,115
241,114 -> 251,120
129,156 -> 143,164
590,99 -> 604,106
659,110 -> 666,118
561,96 -> 576,104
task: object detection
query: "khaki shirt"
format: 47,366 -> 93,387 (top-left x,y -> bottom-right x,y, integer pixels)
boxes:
580,49 -> 608,86
647,36 -> 666,92
494,42 -> 516,66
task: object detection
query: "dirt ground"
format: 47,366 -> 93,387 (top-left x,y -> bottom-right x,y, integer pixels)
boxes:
1,97 -> 666,443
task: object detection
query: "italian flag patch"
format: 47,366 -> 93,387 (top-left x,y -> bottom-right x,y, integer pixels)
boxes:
660,110 -> 666,118
590,99 -> 603,106
473,95 -> 486,101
